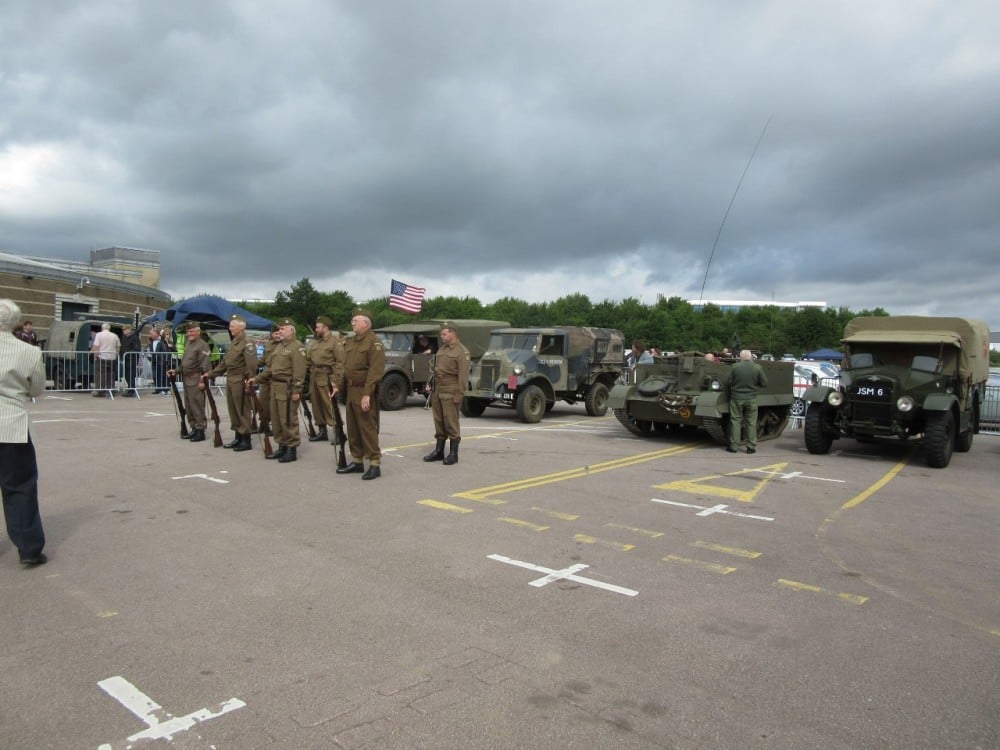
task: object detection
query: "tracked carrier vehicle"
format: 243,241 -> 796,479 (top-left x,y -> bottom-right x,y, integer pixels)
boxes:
608,353 -> 794,444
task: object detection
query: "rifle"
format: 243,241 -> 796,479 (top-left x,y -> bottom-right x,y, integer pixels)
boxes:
331,393 -> 347,469
202,376 -> 224,447
299,393 -> 318,439
170,374 -> 190,438
249,385 -> 273,458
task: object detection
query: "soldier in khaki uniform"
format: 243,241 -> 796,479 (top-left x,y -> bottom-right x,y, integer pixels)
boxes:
202,314 -> 257,452
307,315 -> 344,443
167,322 -> 211,443
256,324 -> 280,428
423,322 -> 470,465
333,308 -> 385,480
251,318 -> 307,463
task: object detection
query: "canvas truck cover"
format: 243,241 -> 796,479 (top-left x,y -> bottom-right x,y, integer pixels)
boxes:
490,327 -> 625,363
842,316 -> 990,383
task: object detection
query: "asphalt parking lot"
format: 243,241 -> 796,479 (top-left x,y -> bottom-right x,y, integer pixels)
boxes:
2,393 -> 998,749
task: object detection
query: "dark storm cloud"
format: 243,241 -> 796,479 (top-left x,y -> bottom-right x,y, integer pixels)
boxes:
1,1 -> 998,323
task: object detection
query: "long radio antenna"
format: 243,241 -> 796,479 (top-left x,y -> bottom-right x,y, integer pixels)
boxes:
697,116 -> 772,304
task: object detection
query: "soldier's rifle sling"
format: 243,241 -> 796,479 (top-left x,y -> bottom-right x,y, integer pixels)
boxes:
202,376 -> 224,447
170,375 -> 190,438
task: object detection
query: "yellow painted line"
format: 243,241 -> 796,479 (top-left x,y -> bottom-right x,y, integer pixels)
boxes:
384,417 -> 610,453
604,522 -> 664,538
691,540 -> 762,559
497,517 -> 549,531
841,457 -> 909,510
418,499 -> 474,514
454,443 -> 701,501
661,554 -> 736,575
573,533 -> 635,551
97,611 -> 119,618
990,629 -> 1000,638
531,507 -> 580,521
654,462 -> 790,504
776,578 -> 868,605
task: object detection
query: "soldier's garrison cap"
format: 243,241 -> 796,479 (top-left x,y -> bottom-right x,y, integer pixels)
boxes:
269,323 -> 280,332
180,321 -> 201,332
352,308 -> 374,322
277,317 -> 296,328
229,314 -> 246,324
439,321 -> 457,333
316,315 -> 334,327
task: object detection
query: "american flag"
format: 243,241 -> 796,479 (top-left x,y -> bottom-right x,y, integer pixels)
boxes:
389,279 -> 426,314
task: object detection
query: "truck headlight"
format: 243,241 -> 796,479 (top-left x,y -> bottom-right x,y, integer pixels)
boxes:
897,396 -> 914,412
828,391 -> 843,406
513,364 -> 524,376
710,379 -> 722,391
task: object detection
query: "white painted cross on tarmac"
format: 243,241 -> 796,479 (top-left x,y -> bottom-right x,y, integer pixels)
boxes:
488,554 -> 638,597
651,497 -> 774,522
97,675 -> 245,749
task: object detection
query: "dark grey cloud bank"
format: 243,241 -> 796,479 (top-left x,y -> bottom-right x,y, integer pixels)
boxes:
2,1 -> 999,325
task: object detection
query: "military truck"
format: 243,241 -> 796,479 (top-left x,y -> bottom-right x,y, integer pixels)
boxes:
804,316 -> 990,468
42,318 -> 133,390
375,319 -> 509,410
462,327 -> 625,423
608,353 -> 794,444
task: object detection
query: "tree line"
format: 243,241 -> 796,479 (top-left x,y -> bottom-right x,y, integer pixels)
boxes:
231,278 -> 902,359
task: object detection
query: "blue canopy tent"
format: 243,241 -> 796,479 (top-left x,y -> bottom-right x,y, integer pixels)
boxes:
804,347 -> 844,362
141,295 -> 274,331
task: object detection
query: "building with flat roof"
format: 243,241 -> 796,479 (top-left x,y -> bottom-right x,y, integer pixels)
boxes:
687,299 -> 827,313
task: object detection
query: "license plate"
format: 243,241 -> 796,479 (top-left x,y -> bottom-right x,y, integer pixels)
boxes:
851,384 -> 891,401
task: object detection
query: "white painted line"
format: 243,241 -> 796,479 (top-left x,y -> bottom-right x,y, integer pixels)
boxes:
97,675 -> 246,748
487,554 -> 638,597
651,498 -> 774,523
748,468 -> 846,483
42,394 -> 73,401
171,473 -> 230,484
32,418 -> 100,423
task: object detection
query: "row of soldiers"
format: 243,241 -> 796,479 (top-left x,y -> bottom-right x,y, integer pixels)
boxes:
168,308 -> 471,480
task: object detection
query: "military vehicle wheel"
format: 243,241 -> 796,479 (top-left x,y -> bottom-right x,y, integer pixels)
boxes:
956,397 -> 978,452
924,410 -> 954,468
461,397 -> 489,417
612,408 -> 653,436
380,372 -> 409,411
585,383 -> 609,416
516,385 -> 546,423
790,398 -> 806,418
804,407 -> 834,454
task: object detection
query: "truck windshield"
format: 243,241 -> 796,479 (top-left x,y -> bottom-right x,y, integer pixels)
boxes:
489,333 -> 540,352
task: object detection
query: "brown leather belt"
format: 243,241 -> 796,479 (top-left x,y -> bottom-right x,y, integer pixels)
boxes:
348,379 -> 368,387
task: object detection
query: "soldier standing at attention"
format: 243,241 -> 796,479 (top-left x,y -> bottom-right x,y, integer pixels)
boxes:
727,349 -> 768,454
423,322 -> 470,465
202,314 -> 257,452
307,315 -> 344,443
252,318 -> 307,463
333,308 -> 385,480
167,322 -> 211,443
257,324 -> 280,430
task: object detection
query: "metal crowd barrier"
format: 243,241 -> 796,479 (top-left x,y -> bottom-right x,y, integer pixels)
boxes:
41,350 -> 176,399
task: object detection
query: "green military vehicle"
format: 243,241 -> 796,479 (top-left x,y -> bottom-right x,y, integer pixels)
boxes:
608,353 -> 794,444
804,316 -> 991,468
375,319 -> 509,410
462,326 -> 626,423
42,318 -> 134,390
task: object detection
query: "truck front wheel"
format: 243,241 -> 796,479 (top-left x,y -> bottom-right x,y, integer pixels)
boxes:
516,385 -> 546,423
924,410 -> 955,468
585,383 -> 609,416
804,406 -> 834,454
461,397 -> 489,417
380,372 -> 410,411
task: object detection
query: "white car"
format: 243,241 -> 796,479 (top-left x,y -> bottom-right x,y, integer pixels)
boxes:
791,360 -> 841,417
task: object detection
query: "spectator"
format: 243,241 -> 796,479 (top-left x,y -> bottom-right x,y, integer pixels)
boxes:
726,349 -> 768,454
18,320 -> 38,346
414,334 -> 436,354
120,324 -> 141,396
90,323 -> 120,397
631,340 -> 653,366
148,327 -> 173,395
0,299 -> 47,566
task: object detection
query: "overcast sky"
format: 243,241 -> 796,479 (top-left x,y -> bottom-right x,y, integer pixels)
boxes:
2,1 -> 999,326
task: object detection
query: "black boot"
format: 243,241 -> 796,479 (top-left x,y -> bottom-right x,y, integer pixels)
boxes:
278,446 -> 298,463
223,433 -> 242,448
188,429 -> 206,443
232,434 -> 252,452
362,465 -> 381,480
337,461 -> 365,474
308,426 -> 329,442
423,439 -> 446,462
267,445 -> 288,460
443,439 -> 460,465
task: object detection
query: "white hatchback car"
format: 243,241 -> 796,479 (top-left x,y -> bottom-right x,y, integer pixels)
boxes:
791,360 -> 841,417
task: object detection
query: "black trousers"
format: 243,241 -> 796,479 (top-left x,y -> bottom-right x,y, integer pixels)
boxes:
0,439 -> 45,560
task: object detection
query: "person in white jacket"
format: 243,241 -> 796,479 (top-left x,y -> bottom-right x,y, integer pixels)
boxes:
0,299 -> 47,566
